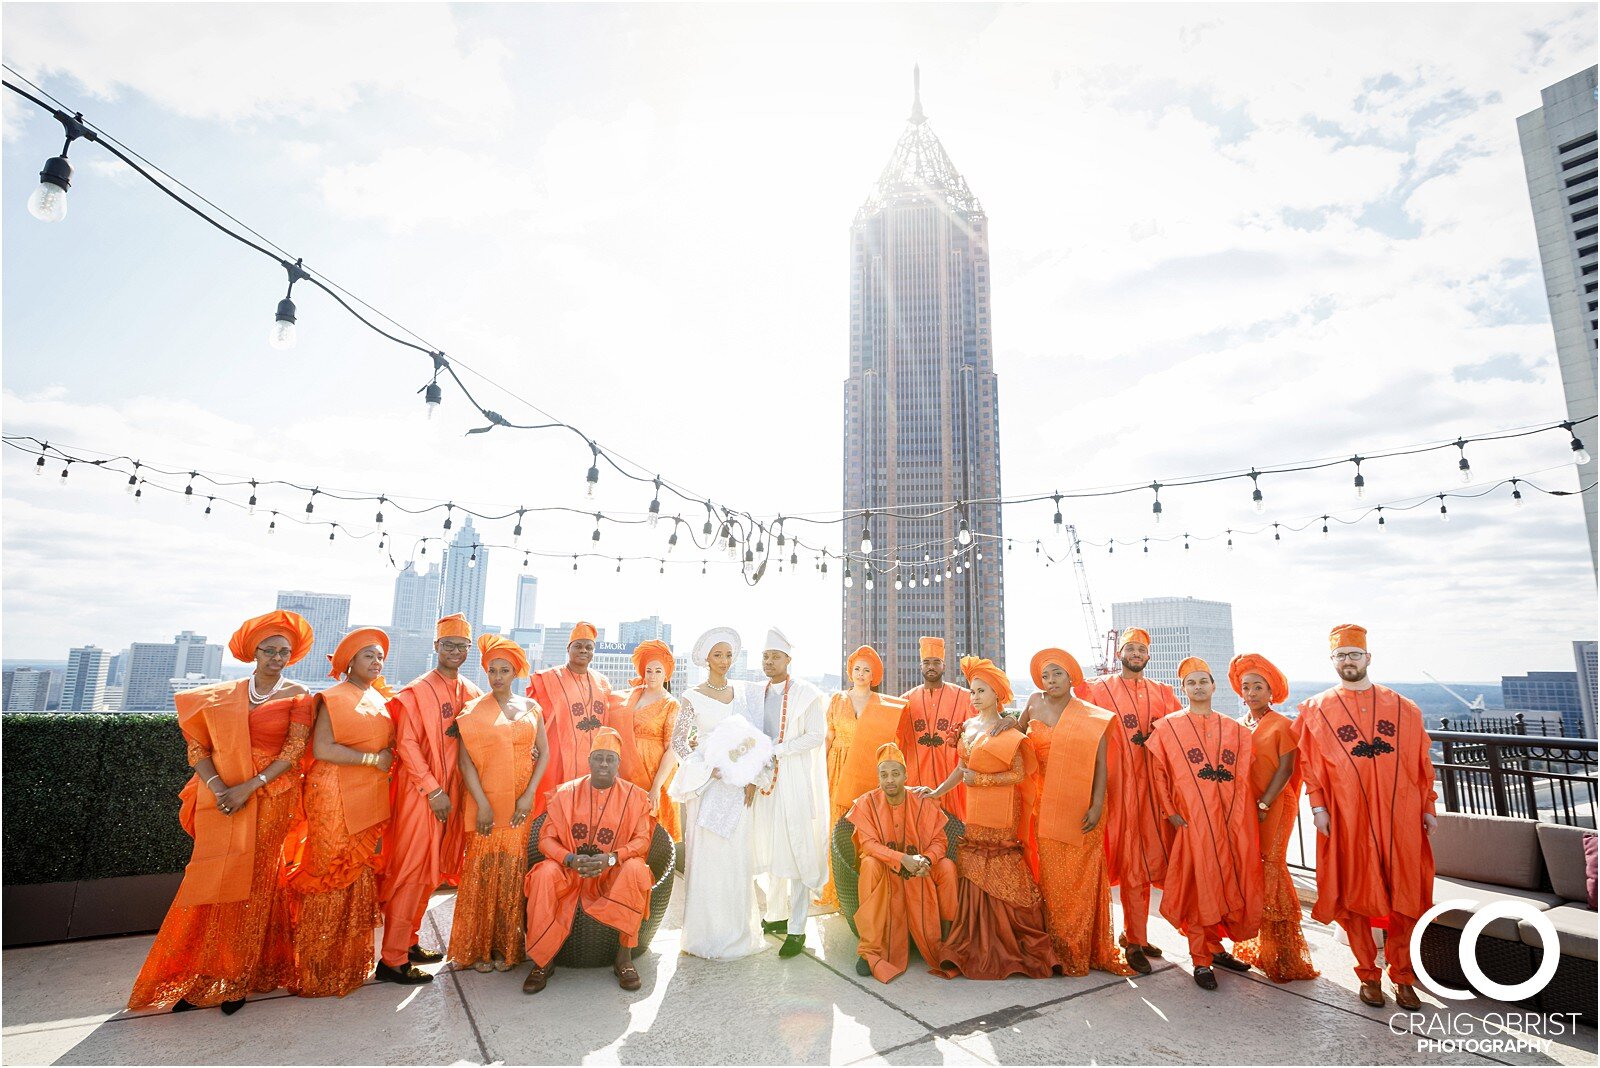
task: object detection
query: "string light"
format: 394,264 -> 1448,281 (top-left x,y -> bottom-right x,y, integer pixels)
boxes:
1321,516 -> 1330,538
667,519 -> 680,552
1250,469 -> 1265,514
865,574 -> 875,591
647,477 -> 662,528
1226,530 -> 1233,550
468,547 -> 478,569
1352,456 -> 1366,499
375,496 -> 385,524
1511,479 -> 1524,508
304,487 -> 318,516
204,496 -> 213,515
523,551 -> 530,567
1150,482 -> 1162,523
585,441 -> 600,499
58,460 -> 71,485
126,461 -> 140,494
1438,494 -> 1450,522
443,504 -> 453,532
513,507 -> 524,546
860,513 -> 873,554
270,258 -> 307,350
248,480 -> 258,515
268,512 -> 277,534
1565,421 -> 1591,465
25,109 -> 92,222
34,453 -> 45,475
591,513 -> 602,544
1052,492 -> 1063,533
1273,523 -> 1280,542
422,353 -> 444,417
1455,439 -> 1472,483
1377,507 -> 1385,529
958,506 -> 972,545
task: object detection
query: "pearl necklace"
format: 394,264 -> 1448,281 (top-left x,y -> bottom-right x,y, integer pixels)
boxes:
249,674 -> 287,704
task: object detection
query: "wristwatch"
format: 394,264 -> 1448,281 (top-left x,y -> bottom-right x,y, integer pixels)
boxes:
1257,800 -> 1270,811
607,852 -> 618,868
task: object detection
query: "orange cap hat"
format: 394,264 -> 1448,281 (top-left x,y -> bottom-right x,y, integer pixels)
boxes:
876,741 -> 906,767
590,726 -> 623,756
1118,627 -> 1152,649
919,636 -> 945,660
1176,656 -> 1213,683
960,655 -> 1014,709
327,628 -> 389,679
1329,624 -> 1367,652
436,613 -> 471,640
1030,647 -> 1084,690
228,610 -> 314,665
1228,653 -> 1289,704
848,645 -> 884,687
477,634 -> 530,678
630,639 -> 675,687
568,621 -> 598,645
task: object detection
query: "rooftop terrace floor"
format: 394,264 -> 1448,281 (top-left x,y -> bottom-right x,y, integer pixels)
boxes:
3,884 -> 1594,1066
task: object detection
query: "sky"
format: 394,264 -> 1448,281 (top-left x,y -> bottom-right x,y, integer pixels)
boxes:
2,3 -> 1595,685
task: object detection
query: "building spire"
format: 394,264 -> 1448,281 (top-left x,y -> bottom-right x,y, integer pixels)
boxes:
910,64 -> 925,124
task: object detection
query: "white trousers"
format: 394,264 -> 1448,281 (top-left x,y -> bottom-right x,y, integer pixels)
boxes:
760,873 -> 812,935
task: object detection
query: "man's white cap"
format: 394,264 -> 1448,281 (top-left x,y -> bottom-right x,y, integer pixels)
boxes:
691,626 -> 741,667
763,627 -> 794,656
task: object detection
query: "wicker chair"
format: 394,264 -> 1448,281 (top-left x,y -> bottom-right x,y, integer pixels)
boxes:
524,812 -> 676,967
831,812 -> 964,937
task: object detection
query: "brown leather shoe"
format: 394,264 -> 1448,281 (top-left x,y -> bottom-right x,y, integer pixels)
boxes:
1393,983 -> 1422,1010
614,959 -> 642,992
1358,980 -> 1386,1007
1123,943 -> 1152,975
522,963 -> 552,995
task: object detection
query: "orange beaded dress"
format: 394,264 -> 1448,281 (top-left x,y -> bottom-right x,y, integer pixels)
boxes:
128,684 -> 311,1010
617,690 -> 681,840
1027,706 -> 1134,977
1231,709 -> 1318,981
281,682 -> 394,998
447,695 -> 541,968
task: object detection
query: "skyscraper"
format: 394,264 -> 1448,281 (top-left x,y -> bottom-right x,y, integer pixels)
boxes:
1502,670 -> 1585,737
275,590 -> 352,686
842,70 -> 1006,694
3,667 -> 53,711
391,563 -> 441,633
514,574 -> 539,631
62,645 -> 111,711
1110,597 -> 1236,692
1574,639 -> 1597,738
173,631 -> 222,680
123,642 -> 179,710
442,517 -> 489,635
618,615 -> 671,647
1517,66 -> 1598,575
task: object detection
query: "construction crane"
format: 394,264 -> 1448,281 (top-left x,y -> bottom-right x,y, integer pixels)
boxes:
1066,525 -> 1116,676
1423,671 -> 1486,714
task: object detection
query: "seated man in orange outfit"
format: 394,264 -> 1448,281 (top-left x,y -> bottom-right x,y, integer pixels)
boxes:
522,727 -> 654,995
847,742 -> 958,982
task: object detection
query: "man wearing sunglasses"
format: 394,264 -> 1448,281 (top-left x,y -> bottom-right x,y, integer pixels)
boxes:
376,613 -> 484,984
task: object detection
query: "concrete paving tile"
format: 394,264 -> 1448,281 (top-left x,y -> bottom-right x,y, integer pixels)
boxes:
2,933 -> 157,1029
845,1034 -> 997,1065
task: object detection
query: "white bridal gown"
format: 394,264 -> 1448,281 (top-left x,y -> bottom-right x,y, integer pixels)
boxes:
670,687 -> 768,961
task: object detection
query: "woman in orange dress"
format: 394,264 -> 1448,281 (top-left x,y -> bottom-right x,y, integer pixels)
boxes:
128,610 -> 315,1015
915,656 -> 1059,980
1227,653 -> 1318,982
611,639 -> 682,839
822,645 -> 907,908
449,635 -> 550,972
282,628 -> 395,998
1020,648 -> 1134,978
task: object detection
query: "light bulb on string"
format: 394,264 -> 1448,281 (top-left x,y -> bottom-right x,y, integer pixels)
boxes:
1352,457 -> 1366,499
248,480 -> 258,515
268,512 -> 277,534
328,528 -> 336,543
468,547 -> 478,569
304,487 -> 317,516
667,520 -> 680,552
270,259 -> 307,350
1150,483 -> 1162,523
1439,495 -> 1450,522
1226,530 -> 1233,551
126,461 -> 141,494
1563,422 -> 1591,465
204,497 -> 213,516
1183,535 -> 1190,551
513,508 -> 525,546
958,508 -> 971,545
934,569 -> 943,583
1273,523 -> 1280,542
1321,516 -> 1330,539
375,496 -> 386,525
1511,479 -> 1524,508
894,575 -> 903,591
378,533 -> 386,552
616,558 -> 622,574
133,482 -> 143,503
702,560 -> 708,576
1250,470 -> 1265,514
1142,539 -> 1149,554
648,477 -> 662,528
183,472 -> 197,505
865,574 -> 875,592
585,442 -> 600,498
422,354 -> 445,417
702,502 -> 715,537
592,514 -> 602,544
860,514 -> 873,554
1052,492 -> 1064,534
976,550 -> 983,561
944,566 -> 952,579
443,504 -> 453,532
1455,440 -> 1472,483
922,570 -> 932,587
1377,507 -> 1386,529
34,454 -> 45,476
523,552 -> 530,568
658,560 -> 665,575
26,111 -> 90,223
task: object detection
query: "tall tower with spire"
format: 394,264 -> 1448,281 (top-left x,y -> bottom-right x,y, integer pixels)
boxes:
842,70 -> 1006,694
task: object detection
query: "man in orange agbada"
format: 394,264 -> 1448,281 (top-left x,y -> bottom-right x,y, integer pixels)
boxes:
1076,626 -> 1180,974
527,621 -> 613,815
1297,624 -> 1436,1010
846,742 -> 957,983
376,613 -> 482,985
522,727 -> 654,995
898,637 -> 975,819
1148,657 -> 1263,991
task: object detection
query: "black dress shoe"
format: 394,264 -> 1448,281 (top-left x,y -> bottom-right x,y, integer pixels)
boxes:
220,999 -> 246,1016
855,957 -> 872,977
374,960 -> 435,985
409,944 -> 445,964
778,935 -> 806,958
1193,966 -> 1218,990
1211,951 -> 1251,973
171,999 -> 198,1014
1123,944 -> 1152,975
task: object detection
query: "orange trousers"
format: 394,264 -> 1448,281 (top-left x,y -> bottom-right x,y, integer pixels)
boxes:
1343,913 -> 1418,984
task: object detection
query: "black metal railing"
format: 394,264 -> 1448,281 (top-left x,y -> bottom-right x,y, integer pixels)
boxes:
1284,724 -> 1597,872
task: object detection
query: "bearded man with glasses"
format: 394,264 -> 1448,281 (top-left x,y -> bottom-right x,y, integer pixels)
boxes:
376,614 -> 484,984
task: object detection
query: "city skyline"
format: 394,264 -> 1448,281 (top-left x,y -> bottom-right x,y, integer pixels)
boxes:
2,6 -> 1596,683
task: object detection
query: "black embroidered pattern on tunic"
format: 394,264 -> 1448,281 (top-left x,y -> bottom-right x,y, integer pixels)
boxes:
1350,737 -> 1395,759
1336,724 -> 1360,743
1196,763 -> 1235,783
1186,747 -> 1205,765
596,827 -> 615,845
1377,719 -> 1396,738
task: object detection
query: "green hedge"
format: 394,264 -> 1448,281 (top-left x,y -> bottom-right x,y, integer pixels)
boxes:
2,713 -> 194,884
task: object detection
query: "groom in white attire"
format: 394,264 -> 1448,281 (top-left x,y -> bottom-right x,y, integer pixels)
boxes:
746,627 -> 830,959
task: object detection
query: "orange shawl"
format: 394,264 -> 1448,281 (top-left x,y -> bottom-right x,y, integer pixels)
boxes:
1034,699 -> 1117,848
316,681 -> 395,835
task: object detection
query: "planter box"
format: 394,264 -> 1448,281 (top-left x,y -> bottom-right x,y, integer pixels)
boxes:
3,872 -> 182,947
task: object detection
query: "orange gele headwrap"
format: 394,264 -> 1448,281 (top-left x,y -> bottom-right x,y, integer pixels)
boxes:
477,634 -> 530,678
436,613 -> 471,640
919,636 -> 945,660
1030,647 -> 1084,690
1176,656 -> 1213,683
630,639 -> 675,687
228,610 -> 314,665
876,741 -> 906,767
960,655 -> 1014,709
848,645 -> 884,687
1118,627 -> 1152,649
1228,653 -> 1289,704
1329,624 -> 1368,652
590,726 -> 624,756
326,627 -> 389,679
568,621 -> 598,645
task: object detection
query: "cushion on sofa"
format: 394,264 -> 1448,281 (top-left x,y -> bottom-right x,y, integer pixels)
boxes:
1535,823 -> 1597,905
1432,813 -> 1545,890
1429,876 -> 1561,940
1517,904 -> 1599,963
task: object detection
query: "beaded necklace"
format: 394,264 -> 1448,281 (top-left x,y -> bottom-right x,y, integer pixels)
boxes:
759,678 -> 792,796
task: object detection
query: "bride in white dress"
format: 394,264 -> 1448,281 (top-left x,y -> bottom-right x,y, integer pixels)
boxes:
665,627 -> 767,961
